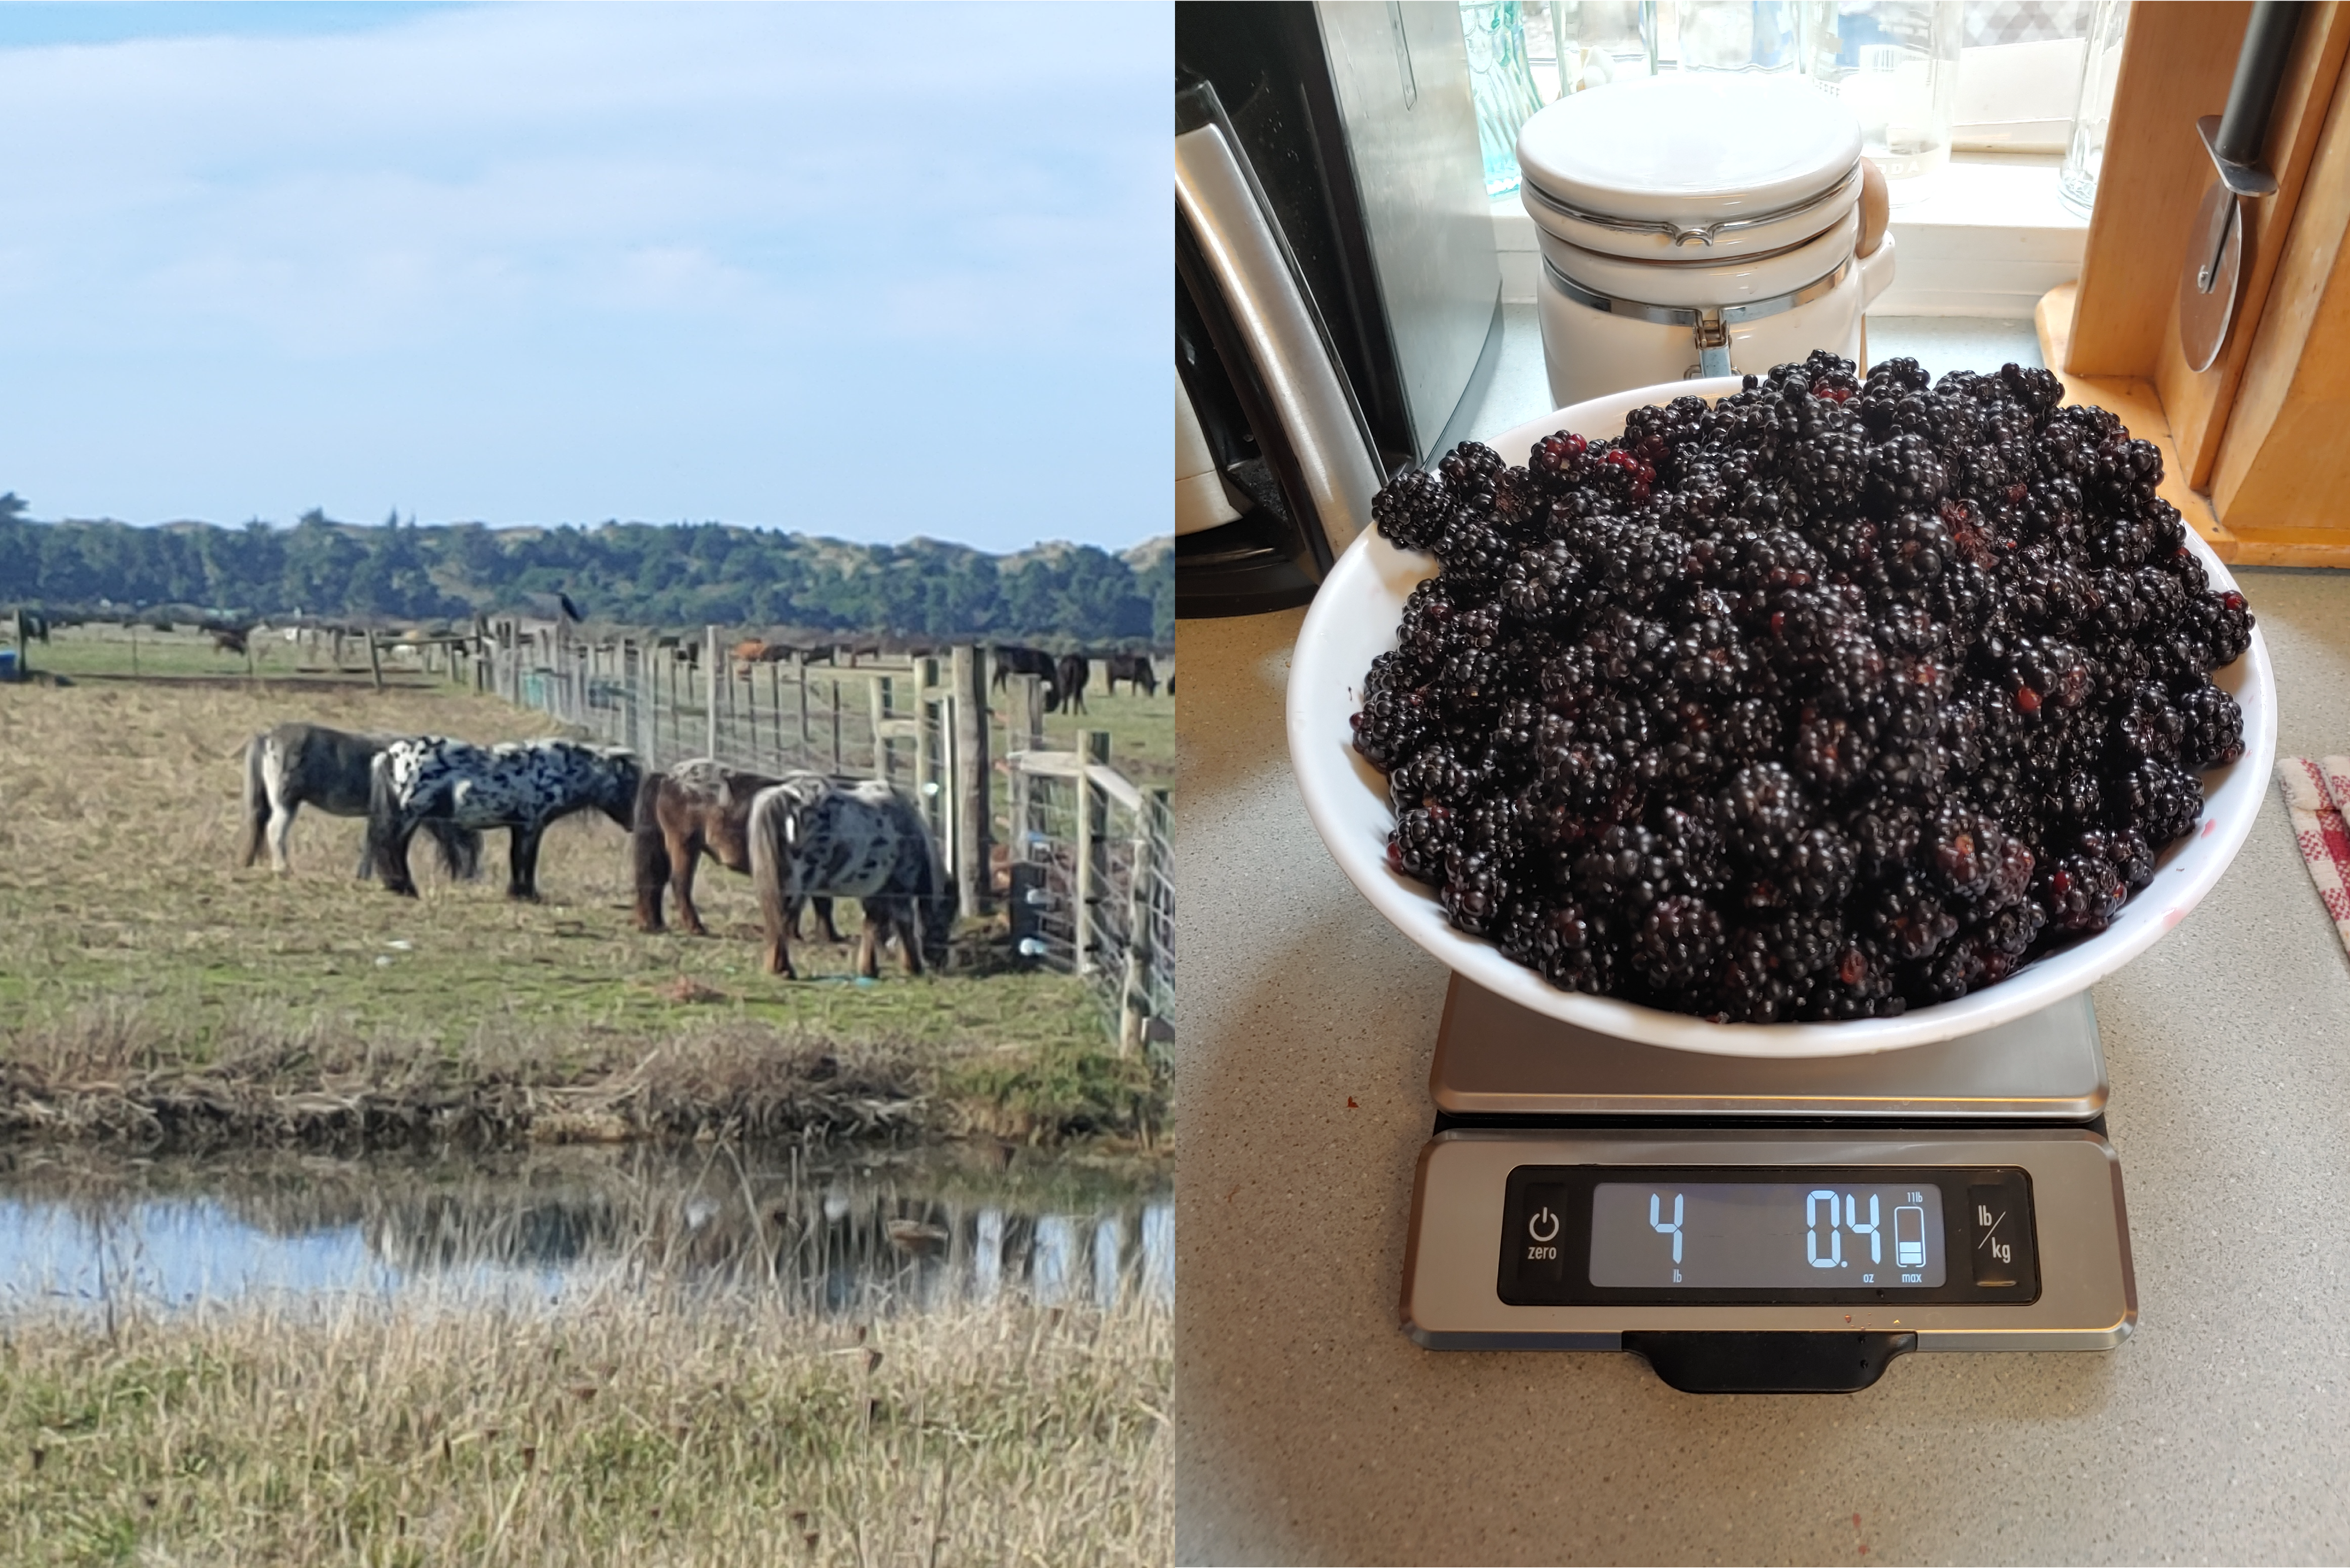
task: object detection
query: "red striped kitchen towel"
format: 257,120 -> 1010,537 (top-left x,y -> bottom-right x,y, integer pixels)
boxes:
2278,756 -> 2350,955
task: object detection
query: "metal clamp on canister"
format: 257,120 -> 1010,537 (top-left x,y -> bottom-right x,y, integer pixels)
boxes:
1693,311 -> 1732,379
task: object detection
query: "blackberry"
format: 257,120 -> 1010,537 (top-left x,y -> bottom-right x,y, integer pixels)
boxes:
2036,853 -> 2124,934
1718,763 -> 1815,865
1864,878 -> 1960,962
1438,441 -> 1506,493
1633,895 -> 1728,989
2077,827 -> 2156,893
1528,902 -> 1614,993
1351,684 -> 1430,770
1572,822 -> 1678,916
2114,684 -> 2185,764
1490,467 -> 1548,533
1767,824 -> 1859,910
2109,756 -> 2203,845
1388,805 -> 1455,881
1373,468 -> 1449,550
2199,589 -> 2254,666
1528,430 -> 1589,492
1847,803 -> 1924,882
1439,848 -> 1512,936
1791,708 -> 1866,795
2176,684 -> 2244,771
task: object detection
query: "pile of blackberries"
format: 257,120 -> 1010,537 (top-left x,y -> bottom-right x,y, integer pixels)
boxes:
1355,351 -> 2251,1023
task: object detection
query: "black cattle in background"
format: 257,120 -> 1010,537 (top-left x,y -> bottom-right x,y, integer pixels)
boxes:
1102,653 -> 1157,697
991,645 -> 1057,690
1053,653 -> 1089,714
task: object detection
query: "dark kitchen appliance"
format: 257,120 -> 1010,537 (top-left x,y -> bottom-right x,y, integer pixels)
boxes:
1176,2 -> 1504,617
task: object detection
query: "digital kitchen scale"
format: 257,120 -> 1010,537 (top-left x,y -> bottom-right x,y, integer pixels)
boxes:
1400,977 -> 2137,1393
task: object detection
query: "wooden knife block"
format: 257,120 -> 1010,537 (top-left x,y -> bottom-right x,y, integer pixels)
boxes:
2043,0 -> 2350,566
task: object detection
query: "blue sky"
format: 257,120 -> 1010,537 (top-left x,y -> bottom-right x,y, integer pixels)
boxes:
0,2 -> 1169,552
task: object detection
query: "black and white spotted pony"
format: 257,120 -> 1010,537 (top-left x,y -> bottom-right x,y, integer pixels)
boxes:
366,736 -> 640,900
747,772 -> 954,978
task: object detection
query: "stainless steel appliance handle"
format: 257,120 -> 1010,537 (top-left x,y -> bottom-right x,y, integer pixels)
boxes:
1176,119 -> 1383,558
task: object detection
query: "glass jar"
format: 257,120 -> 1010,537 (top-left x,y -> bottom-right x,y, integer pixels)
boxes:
2059,0 -> 2131,219
1552,0 -> 1651,93
1645,0 -> 1804,75
1462,1 -> 1550,196
1797,1 -> 1963,203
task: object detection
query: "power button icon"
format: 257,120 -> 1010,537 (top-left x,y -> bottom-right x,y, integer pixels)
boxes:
1516,1186 -> 1567,1287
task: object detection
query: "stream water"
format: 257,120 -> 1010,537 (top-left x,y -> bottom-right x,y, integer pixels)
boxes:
0,1143 -> 1170,1317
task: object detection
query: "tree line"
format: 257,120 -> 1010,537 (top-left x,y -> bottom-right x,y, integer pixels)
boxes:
0,497 -> 1173,646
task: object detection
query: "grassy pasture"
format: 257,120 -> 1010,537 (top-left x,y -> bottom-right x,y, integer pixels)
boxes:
0,1286 -> 1169,1566
0,674 -> 1163,1148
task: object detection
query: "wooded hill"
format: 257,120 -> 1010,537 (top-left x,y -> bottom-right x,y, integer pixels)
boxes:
0,498 -> 1173,646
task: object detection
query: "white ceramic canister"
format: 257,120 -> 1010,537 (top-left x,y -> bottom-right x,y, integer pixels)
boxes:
1516,75 -> 1896,409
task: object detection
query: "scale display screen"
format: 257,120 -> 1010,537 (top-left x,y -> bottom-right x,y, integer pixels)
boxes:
1498,1164 -> 2039,1307
1588,1181 -> 1946,1288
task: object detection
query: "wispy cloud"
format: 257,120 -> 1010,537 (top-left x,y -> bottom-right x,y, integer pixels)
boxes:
0,3 -> 1170,549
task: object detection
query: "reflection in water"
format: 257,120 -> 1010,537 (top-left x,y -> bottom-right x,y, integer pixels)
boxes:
0,1147 -> 1171,1319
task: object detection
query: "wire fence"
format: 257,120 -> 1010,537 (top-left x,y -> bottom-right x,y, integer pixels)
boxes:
455,622 -> 1171,1057
1006,743 -> 1174,1069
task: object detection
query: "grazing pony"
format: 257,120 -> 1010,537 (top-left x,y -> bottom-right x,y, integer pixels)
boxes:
367,737 -> 640,900
1102,653 -> 1158,697
241,722 -> 481,879
632,758 -> 838,940
748,774 -> 954,979
1053,653 -> 1089,714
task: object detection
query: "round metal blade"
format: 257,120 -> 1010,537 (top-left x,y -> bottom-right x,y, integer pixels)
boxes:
2178,182 -> 2244,374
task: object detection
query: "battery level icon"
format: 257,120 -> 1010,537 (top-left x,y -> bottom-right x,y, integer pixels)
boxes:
1895,1205 -> 1926,1268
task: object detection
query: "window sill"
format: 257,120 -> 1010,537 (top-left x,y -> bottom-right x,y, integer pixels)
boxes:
1490,152 -> 2086,319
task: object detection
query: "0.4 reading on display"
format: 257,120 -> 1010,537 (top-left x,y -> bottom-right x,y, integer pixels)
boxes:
1587,1181 -> 1948,1289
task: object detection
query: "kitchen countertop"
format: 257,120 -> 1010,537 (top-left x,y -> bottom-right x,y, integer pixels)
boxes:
1174,321 -> 2350,1564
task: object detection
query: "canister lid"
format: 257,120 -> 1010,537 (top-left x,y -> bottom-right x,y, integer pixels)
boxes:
1516,75 -> 1862,235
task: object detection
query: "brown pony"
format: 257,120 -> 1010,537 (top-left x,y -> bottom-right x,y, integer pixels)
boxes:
633,758 -> 838,940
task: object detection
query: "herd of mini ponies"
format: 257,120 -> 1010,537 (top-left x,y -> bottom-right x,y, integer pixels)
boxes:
240,720 -> 951,979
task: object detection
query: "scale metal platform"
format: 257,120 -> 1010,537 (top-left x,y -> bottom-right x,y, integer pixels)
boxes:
1401,977 -> 2137,1392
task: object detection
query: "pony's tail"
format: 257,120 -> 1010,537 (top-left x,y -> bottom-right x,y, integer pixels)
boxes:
239,733 -> 269,867
748,788 -> 790,971
427,821 -> 484,881
632,770 -> 671,931
363,752 -> 396,883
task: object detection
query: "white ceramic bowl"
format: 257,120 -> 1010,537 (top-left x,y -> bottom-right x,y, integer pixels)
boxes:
1287,379 -> 2278,1058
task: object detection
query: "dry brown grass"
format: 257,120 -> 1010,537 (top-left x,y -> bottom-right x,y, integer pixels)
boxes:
0,678 -> 1160,1148
0,1285 -> 1170,1566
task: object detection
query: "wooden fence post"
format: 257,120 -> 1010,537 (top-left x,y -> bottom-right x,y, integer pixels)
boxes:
914,660 -> 937,838
773,659 -> 784,773
366,629 -> 384,691
1018,673 -> 1046,752
797,660 -> 811,760
625,640 -> 643,764
951,645 -> 992,919
1073,728 -> 1109,973
704,626 -> 720,761
1119,795 -> 1161,1059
